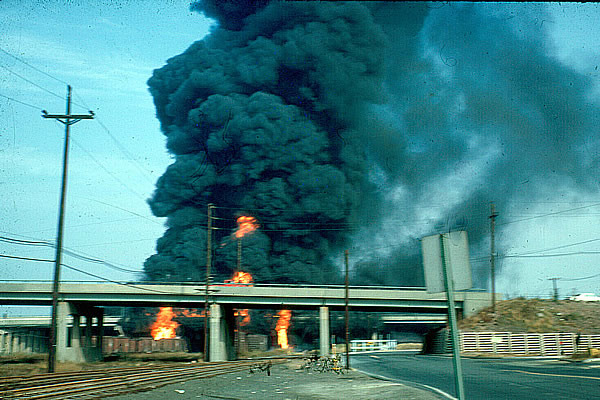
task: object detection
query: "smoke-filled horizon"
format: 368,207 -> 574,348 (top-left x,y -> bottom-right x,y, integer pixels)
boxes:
143,2 -> 600,288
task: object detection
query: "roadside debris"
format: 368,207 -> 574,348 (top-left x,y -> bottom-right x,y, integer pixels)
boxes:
249,361 -> 272,376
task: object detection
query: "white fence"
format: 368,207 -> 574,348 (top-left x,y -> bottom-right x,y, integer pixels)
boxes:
432,330 -> 600,356
350,339 -> 398,352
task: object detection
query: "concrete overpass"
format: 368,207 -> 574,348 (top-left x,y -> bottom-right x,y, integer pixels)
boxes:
0,282 -> 496,362
0,282 -> 492,314
0,316 -> 123,356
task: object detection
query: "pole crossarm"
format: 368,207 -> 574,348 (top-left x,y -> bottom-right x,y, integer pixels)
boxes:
42,110 -> 94,125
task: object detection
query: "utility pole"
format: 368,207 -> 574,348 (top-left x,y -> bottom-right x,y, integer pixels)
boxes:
344,250 -> 350,370
549,277 -> 560,302
42,85 -> 94,373
236,237 -> 242,272
204,203 -> 214,361
489,202 -> 498,313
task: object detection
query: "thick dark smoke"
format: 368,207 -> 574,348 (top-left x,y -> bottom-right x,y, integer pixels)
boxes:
144,2 -> 600,288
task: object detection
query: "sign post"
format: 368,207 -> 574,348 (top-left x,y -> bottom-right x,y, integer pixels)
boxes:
422,231 -> 470,400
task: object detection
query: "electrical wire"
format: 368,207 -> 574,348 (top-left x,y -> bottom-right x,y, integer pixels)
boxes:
0,63 -> 66,102
505,251 -> 600,258
74,196 -> 163,225
71,137 -> 147,202
72,90 -> 156,184
497,201 -> 600,227
0,234 -> 143,273
0,45 -> 68,85
560,272 -> 600,282
0,252 -> 167,292
0,91 -> 42,110
0,254 -> 53,262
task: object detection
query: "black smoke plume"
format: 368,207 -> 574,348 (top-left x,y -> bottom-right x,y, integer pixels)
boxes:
144,2 -> 600,288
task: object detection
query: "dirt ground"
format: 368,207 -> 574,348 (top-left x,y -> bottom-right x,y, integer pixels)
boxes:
109,360 -> 441,400
460,298 -> 600,334
0,356 -> 440,399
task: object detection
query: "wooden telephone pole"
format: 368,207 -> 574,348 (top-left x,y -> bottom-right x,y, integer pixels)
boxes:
42,85 -> 94,373
204,203 -> 214,361
344,250 -> 350,369
490,203 -> 498,313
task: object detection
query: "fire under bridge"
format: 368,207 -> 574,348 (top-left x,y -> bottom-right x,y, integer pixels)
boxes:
0,282 -> 496,362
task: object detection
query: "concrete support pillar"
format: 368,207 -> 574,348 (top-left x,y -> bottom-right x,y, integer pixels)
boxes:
24,331 -> 32,353
12,331 -> 19,353
56,301 -> 72,362
72,314 -> 81,350
5,332 -> 13,353
32,331 -> 40,353
319,307 -> 330,357
209,304 -> 235,361
97,313 -> 104,353
85,315 -> 92,348
55,302 -> 102,363
20,331 -> 27,353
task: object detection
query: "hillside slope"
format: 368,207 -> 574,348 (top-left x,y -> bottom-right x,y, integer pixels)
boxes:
459,298 -> 600,334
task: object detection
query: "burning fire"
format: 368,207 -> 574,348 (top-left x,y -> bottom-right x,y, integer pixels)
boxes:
227,271 -> 253,285
275,310 -> 292,349
151,307 -> 180,340
235,216 -> 259,238
180,308 -> 205,318
226,271 -> 253,325
236,308 -> 251,326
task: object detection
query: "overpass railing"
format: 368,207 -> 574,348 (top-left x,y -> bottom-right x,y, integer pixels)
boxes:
350,339 -> 398,352
0,280 -> 427,290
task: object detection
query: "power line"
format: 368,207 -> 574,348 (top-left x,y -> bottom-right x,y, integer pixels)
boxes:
75,196 -> 163,225
0,233 -> 143,274
508,237 -> 600,257
0,45 -> 68,85
60,264 -> 175,294
71,137 -> 147,202
560,272 -> 600,282
0,63 -> 66,102
16,216 -> 140,235
0,236 -> 50,246
0,254 -> 53,262
0,255 -> 171,294
497,201 -> 600,227
0,91 -> 42,110
505,251 -> 600,258
72,90 -> 156,184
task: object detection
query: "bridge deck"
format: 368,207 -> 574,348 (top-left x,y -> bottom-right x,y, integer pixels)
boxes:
0,282 -> 494,315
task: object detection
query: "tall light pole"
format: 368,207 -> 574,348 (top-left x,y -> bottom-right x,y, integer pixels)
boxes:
42,85 -> 94,373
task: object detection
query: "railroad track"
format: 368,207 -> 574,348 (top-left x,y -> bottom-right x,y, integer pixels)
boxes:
1,360 -> 282,399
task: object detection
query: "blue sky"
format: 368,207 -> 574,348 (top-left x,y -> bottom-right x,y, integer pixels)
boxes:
1,2 -> 600,316
0,1 -> 213,294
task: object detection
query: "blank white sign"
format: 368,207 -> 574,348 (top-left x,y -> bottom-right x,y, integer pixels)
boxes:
422,231 -> 472,294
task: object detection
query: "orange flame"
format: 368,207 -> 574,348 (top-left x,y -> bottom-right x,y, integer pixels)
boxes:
236,308 -> 251,326
226,271 -> 253,325
275,310 -> 292,349
180,308 -> 205,318
232,271 -> 253,284
235,216 -> 259,238
151,307 -> 180,340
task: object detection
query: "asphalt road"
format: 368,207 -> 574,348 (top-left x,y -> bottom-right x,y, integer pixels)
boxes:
351,352 -> 600,400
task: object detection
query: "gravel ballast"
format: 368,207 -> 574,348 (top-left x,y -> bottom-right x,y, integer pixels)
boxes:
110,360 -> 441,400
